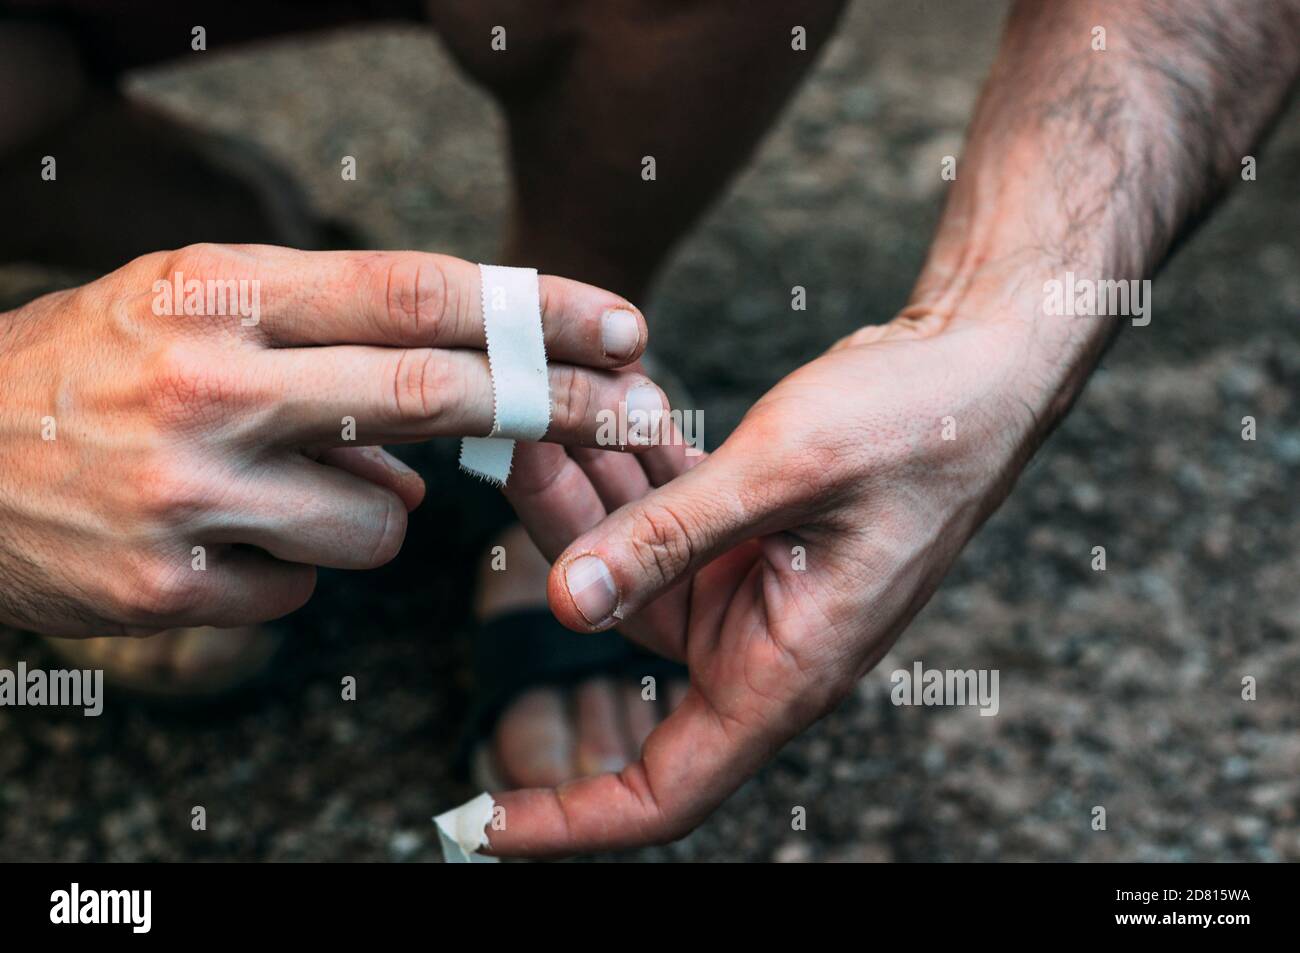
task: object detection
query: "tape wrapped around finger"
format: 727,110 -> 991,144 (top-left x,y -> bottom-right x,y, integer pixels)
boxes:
459,264 -> 552,486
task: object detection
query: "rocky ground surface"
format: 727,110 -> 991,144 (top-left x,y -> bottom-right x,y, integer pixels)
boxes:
1,1 -> 1297,861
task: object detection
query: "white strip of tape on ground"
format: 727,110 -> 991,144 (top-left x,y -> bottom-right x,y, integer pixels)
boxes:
433,792 -> 500,863
459,264 -> 551,486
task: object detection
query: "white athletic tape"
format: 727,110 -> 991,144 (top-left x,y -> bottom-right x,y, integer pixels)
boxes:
458,264 -> 551,486
433,792 -> 499,863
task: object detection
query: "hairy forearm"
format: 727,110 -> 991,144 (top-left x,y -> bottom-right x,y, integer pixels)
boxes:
909,0 -> 1300,422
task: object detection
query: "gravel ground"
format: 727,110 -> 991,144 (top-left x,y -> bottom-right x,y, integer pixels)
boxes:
1,1 -> 1298,862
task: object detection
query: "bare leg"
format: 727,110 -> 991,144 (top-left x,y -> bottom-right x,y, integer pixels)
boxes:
431,0 -> 847,782
429,0 -> 848,299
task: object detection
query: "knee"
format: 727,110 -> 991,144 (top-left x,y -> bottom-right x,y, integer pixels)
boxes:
424,0 -> 580,96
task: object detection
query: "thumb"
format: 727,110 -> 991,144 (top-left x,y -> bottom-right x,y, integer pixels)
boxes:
548,445 -> 781,632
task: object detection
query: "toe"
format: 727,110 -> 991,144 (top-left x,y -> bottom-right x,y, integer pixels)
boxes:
43,626 -> 278,696
573,677 -> 630,776
493,688 -> 573,788
166,626 -> 269,681
621,681 -> 658,753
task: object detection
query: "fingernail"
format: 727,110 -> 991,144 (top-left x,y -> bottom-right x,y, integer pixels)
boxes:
626,383 -> 664,446
565,554 -> 618,625
529,743 -> 571,779
599,754 -> 627,774
600,309 -> 641,360
580,753 -> 627,776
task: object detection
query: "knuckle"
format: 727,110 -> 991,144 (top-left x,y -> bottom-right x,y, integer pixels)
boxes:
162,242 -> 233,281
549,365 -> 596,434
133,458 -> 211,521
536,278 -> 566,329
377,255 -> 449,342
627,501 -> 696,584
621,775 -> 693,847
741,411 -> 859,502
128,559 -> 206,620
124,250 -> 173,284
387,348 -> 452,422
143,344 -> 240,424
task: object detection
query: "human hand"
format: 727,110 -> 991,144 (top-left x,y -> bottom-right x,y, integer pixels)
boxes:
0,243 -> 663,637
480,0 -> 1300,855
489,269 -> 1107,855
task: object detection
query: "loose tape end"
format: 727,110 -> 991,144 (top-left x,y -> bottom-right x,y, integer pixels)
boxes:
433,792 -> 499,864
459,436 -> 514,487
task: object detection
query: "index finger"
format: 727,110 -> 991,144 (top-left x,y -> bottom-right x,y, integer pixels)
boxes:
212,246 -> 647,366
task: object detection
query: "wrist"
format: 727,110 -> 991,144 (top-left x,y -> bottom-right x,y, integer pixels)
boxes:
905,247 -> 1122,436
